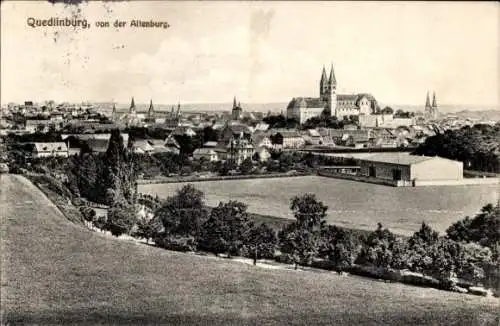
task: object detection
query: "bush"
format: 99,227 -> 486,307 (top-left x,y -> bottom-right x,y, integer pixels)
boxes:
106,204 -> 137,237
154,234 -> 198,252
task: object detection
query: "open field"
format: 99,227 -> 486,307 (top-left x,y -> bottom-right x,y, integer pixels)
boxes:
139,176 -> 499,236
1,174 -> 499,325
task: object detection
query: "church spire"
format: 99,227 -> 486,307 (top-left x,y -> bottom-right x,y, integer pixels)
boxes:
112,103 -> 117,121
130,96 -> 136,113
328,64 -> 336,86
432,91 -> 437,108
176,102 -> 181,118
233,96 -> 237,109
425,91 -> 431,108
148,99 -> 154,117
321,66 -> 327,83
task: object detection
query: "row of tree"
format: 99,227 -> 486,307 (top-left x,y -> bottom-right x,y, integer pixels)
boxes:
89,183 -> 498,289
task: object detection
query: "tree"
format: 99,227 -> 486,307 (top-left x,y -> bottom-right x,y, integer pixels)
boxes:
290,193 -> 327,231
100,129 -> 137,205
106,204 -> 137,237
279,194 -> 328,269
406,223 -> 440,274
320,225 -> 361,271
155,184 -> 207,238
202,126 -> 219,143
245,223 -> 277,265
279,223 -> 320,269
357,223 -> 397,269
409,222 -> 440,247
133,216 -> 163,244
446,203 -> 500,261
381,106 -> 394,115
199,201 -> 252,257
239,157 -> 254,175
220,159 -> 237,176
79,206 -> 96,223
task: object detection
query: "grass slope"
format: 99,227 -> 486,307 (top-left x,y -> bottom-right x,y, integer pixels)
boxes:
1,174 -> 499,325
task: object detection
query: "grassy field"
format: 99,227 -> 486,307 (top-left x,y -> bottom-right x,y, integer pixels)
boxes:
139,176 -> 499,236
1,174 -> 499,325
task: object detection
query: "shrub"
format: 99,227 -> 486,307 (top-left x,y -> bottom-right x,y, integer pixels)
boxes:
154,234 -> 198,252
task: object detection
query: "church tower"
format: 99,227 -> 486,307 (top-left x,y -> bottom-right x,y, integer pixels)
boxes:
320,66 -> 328,101
130,97 -> 136,114
111,103 -> 117,122
424,91 -> 432,120
147,99 -> 155,119
327,64 -> 337,117
432,91 -> 437,109
431,91 -> 439,119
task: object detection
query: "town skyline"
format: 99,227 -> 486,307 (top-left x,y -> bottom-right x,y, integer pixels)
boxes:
1,1 -> 498,108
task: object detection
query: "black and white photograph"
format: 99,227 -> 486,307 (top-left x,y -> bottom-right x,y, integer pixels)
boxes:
1,1 -> 499,325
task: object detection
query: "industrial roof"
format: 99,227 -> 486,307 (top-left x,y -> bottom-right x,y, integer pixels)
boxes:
359,153 -> 438,165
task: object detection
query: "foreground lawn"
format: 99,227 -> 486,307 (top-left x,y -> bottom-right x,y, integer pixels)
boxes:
1,175 -> 499,325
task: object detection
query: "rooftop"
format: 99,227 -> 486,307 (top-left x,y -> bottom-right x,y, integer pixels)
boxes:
359,153 -> 438,165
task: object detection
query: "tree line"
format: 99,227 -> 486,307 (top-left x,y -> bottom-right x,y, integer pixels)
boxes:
80,181 -> 499,292
414,123 -> 500,173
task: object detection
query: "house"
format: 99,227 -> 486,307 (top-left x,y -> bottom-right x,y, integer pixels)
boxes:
132,140 -> 155,155
304,129 -> 323,145
329,129 -> 372,147
169,126 -> 196,137
216,129 -> 254,165
193,148 -> 219,162
254,122 -> 270,132
316,128 -> 336,147
146,139 -> 171,154
358,153 -> 463,183
272,131 -> 305,149
62,133 -> 130,154
29,142 -> 69,158
25,119 -> 60,133
202,141 -> 218,148
164,136 -> 181,154
251,133 -> 273,148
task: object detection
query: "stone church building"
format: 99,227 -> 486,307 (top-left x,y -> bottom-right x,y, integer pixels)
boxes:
287,65 -> 378,124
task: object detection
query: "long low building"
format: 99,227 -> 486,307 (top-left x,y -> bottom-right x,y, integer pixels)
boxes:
357,153 -> 463,184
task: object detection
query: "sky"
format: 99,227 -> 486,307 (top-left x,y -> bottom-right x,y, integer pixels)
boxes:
1,1 -> 499,108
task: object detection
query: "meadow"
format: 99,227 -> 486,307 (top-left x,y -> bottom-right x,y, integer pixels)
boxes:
139,176 -> 498,236
2,174 -> 499,325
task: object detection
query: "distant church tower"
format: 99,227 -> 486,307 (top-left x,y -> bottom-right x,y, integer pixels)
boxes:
129,97 -> 136,115
111,103 -> 117,121
147,99 -> 155,119
327,64 -> 337,117
231,96 -> 243,120
425,91 -> 439,120
319,66 -> 328,102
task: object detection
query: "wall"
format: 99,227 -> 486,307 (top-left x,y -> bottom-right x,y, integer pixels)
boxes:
414,178 -> 499,186
359,161 -> 411,181
411,158 -> 463,181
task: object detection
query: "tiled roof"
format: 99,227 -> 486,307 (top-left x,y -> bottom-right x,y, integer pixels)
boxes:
32,142 -> 67,152
85,139 -> 109,153
278,131 -> 303,138
203,141 -> 218,148
287,97 -> 325,109
193,148 -> 217,155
